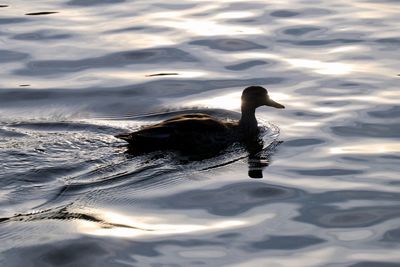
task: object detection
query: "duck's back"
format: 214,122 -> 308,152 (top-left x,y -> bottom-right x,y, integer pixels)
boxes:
116,113 -> 238,154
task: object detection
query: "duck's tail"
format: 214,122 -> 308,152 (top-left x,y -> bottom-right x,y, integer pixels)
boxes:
115,133 -> 132,142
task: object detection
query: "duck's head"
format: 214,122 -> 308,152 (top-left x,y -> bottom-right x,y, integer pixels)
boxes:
241,86 -> 285,110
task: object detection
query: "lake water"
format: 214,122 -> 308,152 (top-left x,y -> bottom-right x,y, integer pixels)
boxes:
1,0 -> 400,266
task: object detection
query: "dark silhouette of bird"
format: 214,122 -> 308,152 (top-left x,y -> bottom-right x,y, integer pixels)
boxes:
116,86 -> 284,157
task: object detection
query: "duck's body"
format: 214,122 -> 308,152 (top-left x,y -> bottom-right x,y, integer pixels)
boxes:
116,86 -> 284,156
117,113 -> 238,154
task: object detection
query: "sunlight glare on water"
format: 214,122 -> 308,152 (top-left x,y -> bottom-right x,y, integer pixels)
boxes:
76,208 -> 272,238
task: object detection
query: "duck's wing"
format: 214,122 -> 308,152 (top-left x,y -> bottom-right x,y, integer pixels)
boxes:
162,113 -> 215,123
166,117 -> 239,155
117,114 -> 228,140
116,114 -> 238,153
116,124 -> 174,142
115,124 -> 177,153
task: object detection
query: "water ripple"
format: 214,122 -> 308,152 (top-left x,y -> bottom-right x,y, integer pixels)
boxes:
0,0 -> 399,265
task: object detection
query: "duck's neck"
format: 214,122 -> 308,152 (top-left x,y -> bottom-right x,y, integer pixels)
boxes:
239,105 -> 259,137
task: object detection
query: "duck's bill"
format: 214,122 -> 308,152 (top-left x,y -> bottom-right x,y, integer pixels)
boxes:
266,98 -> 285,109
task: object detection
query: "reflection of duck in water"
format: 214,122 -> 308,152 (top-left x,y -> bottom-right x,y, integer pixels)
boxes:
116,86 -> 284,157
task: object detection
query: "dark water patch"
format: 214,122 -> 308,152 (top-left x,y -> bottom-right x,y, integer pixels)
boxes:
297,206 -> 400,228
316,100 -> 351,107
147,186 -> 400,228
250,235 -> 325,250
0,50 -> 29,63
348,262 -> 400,267
0,128 -> 27,138
3,239 -> 119,267
331,122 -> 400,138
298,80 -> 375,96
289,168 -> 363,176
318,210 -> 381,227
105,25 -> 169,34
280,38 -> 362,46
67,0 -> 125,6
147,182 -> 299,216
375,38 -> 400,45
301,8 -> 332,16
270,10 -> 300,17
0,18 -> 29,24
380,154 -> 400,160
283,138 -> 324,147
340,156 -> 369,163
146,72 -> 179,77
42,243 -> 108,266
339,82 -> 365,87
226,2 -> 268,10
388,181 -> 400,187
15,48 -> 197,76
382,227 -> 400,243
1,236 -> 223,267
230,8 -> 331,24
217,232 -> 241,239
225,60 -> 268,71
105,26 -> 146,33
189,38 -> 266,51
291,110 -> 330,118
227,18 -> 258,24
350,55 -> 375,60
0,5 -> 8,7
368,106 -> 400,118
25,12 -> 59,16
157,3 -> 197,10
0,90 -> 58,102
321,79 -> 376,93
283,26 -> 321,36
295,190 -> 400,228
13,30 -> 72,41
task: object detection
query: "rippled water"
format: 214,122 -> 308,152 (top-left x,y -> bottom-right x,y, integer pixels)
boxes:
1,0 -> 400,266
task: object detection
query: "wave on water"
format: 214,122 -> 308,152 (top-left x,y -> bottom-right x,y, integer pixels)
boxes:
0,108 -> 281,224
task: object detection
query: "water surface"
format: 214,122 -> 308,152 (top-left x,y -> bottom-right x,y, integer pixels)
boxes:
1,0 -> 400,266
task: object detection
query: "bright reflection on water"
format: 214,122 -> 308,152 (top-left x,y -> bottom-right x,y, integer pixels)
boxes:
1,0 -> 400,266
76,208 -> 272,238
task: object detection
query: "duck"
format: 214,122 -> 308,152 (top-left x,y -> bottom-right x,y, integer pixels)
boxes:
116,86 -> 284,157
